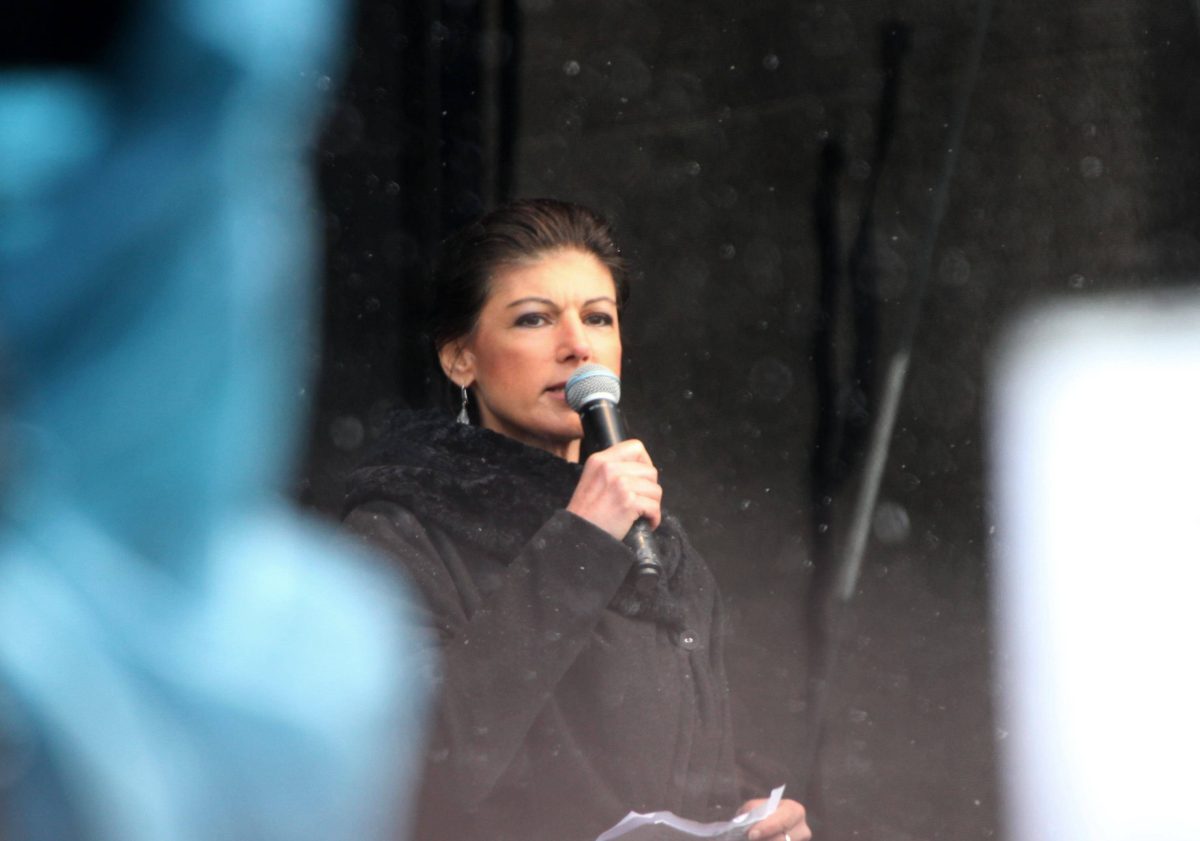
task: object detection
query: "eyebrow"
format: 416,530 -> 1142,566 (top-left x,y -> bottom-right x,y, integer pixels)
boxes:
504,296 -> 617,309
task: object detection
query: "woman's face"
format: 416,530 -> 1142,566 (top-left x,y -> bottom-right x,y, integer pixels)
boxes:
440,248 -> 622,461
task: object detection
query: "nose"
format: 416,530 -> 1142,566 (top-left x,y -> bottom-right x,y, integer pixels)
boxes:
556,314 -> 592,363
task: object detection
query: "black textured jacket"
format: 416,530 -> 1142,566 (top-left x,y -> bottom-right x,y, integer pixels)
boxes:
342,412 -> 743,841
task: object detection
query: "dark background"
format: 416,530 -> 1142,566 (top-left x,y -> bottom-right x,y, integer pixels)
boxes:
301,2 -> 1200,838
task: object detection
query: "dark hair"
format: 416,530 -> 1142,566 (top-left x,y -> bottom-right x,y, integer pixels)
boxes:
429,198 -> 629,353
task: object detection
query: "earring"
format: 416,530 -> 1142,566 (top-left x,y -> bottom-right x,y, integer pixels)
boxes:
457,385 -> 470,425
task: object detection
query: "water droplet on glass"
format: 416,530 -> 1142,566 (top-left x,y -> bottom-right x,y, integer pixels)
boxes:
938,248 -> 971,286
1080,156 -> 1103,179
739,499 -> 752,511
685,160 -> 701,176
1068,273 -> 1086,289
748,357 -> 795,401
563,59 -> 581,75
316,75 -> 333,92
872,500 -> 911,544
330,415 -> 365,451
718,243 -> 736,259
762,53 -> 780,70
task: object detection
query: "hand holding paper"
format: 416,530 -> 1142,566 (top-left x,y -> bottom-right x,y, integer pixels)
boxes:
594,787 -> 787,841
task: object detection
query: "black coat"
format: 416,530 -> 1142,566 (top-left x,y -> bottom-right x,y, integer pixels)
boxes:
343,412 -> 743,841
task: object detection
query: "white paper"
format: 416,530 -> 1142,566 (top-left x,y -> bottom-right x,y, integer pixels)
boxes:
594,786 -> 785,841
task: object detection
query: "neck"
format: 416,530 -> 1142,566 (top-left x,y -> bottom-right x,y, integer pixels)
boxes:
529,435 -> 582,463
478,420 -> 582,462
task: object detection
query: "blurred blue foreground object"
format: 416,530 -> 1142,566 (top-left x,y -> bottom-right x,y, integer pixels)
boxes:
0,2 -> 428,840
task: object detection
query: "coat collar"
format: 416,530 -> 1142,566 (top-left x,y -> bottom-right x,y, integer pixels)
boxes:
343,410 -> 693,627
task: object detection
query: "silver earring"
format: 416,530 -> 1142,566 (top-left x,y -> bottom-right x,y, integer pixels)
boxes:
457,385 -> 470,425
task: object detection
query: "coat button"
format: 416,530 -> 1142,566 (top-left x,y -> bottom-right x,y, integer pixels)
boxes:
676,629 -> 700,650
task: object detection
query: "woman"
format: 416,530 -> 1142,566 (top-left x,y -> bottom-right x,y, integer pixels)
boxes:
343,198 -> 810,841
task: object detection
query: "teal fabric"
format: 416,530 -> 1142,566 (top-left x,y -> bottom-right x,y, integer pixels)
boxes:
0,3 -> 428,840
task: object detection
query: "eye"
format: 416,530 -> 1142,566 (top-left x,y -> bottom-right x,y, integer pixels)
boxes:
584,312 -> 615,327
514,312 -> 550,327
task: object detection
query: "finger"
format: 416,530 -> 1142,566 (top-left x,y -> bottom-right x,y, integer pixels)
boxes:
585,453 -> 657,485
606,438 -> 654,465
618,487 -> 661,526
746,818 -> 785,840
605,461 -> 659,484
636,497 -> 662,529
616,474 -> 662,498
746,802 -> 807,841
620,479 -> 663,523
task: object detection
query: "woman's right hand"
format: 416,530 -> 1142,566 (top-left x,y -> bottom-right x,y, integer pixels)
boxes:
566,439 -> 662,541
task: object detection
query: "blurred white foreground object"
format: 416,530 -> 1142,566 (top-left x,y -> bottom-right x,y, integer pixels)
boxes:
991,293 -> 1200,841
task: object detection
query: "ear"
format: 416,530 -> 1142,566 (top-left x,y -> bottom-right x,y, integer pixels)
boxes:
437,340 -> 475,388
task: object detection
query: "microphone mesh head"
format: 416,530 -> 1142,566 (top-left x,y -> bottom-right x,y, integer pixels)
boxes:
565,363 -> 621,411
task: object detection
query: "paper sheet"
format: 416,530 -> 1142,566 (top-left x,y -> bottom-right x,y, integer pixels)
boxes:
594,786 -> 785,841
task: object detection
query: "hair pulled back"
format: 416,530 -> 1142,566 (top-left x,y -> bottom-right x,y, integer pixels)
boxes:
429,198 -> 629,353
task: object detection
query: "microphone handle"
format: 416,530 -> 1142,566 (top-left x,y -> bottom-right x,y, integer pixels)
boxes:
626,519 -> 663,591
579,400 -> 663,591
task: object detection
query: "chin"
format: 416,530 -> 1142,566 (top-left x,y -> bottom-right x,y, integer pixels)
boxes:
539,423 -> 582,445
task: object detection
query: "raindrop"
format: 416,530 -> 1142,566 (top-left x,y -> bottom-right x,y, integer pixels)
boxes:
682,389 -> 694,400
938,248 -> 971,287
713,184 -> 739,208
848,708 -> 869,723
748,357 -> 795,401
762,53 -> 781,70
1068,273 -> 1087,289
684,160 -> 702,176
316,75 -> 332,92
1080,156 -> 1103,179
739,499 -> 752,511
718,243 -> 736,259
872,500 -> 911,544
849,159 -> 871,180
330,415 -> 365,451
563,59 -> 581,76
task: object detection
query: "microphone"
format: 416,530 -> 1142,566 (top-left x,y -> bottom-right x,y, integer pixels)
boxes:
565,363 -> 663,590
